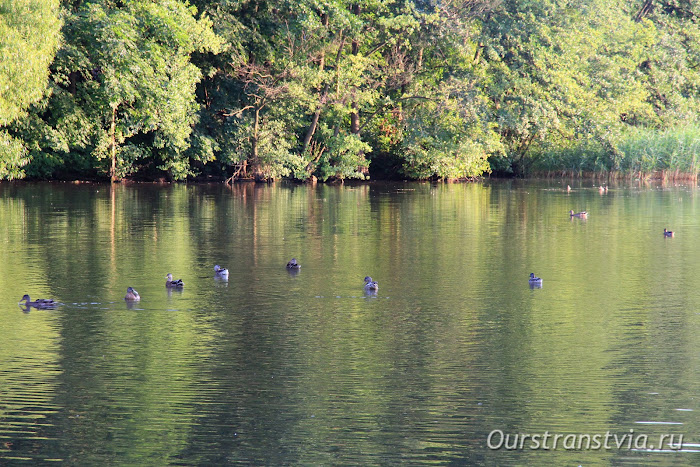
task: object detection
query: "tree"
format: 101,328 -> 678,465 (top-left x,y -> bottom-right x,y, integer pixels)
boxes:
360,0 -> 500,179
0,0 -> 61,179
477,0 -> 658,174
27,0 -> 222,181
400,80 -> 499,180
190,0 -> 499,182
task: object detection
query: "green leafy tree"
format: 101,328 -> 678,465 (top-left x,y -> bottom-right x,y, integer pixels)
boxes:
190,0 -> 499,182
193,0 -> 359,181
357,0 -> 500,179
12,0 -> 700,181
27,0 -> 222,180
400,80 -> 499,180
477,0 -> 658,174
0,0 -> 61,179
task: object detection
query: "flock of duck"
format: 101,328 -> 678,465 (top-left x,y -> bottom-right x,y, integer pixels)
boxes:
19,258 -> 380,310
17,205 -> 676,308
527,207 -> 675,288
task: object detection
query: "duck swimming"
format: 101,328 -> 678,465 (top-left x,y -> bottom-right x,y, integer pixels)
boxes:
19,295 -> 58,309
364,276 -> 379,291
165,273 -> 184,288
124,287 -> 140,301
214,265 -> 229,279
570,210 -> 587,218
528,273 -> 543,285
286,258 -> 301,270
664,228 -> 674,237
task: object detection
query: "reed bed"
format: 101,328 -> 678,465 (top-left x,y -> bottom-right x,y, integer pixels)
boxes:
530,125 -> 700,180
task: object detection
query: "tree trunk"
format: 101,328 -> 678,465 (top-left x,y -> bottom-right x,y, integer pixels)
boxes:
472,43 -> 483,63
250,107 -> 263,180
634,0 -> 653,22
349,5 -> 367,175
110,104 -> 117,182
69,71 -> 79,95
350,4 -> 361,135
351,102 -> 360,134
302,89 -> 326,153
302,25 -> 343,154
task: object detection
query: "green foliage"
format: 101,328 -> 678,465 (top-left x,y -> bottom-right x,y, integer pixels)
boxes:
22,0 -> 222,180
0,0 -> 61,179
400,80 -> 498,180
479,0 -> 700,177
617,125 -> 700,175
0,0 -> 62,126
477,0 -> 659,174
227,115 -> 303,180
189,0 -> 498,182
532,124 -> 700,177
0,131 -> 29,179
7,0 -> 700,181
313,128 -> 372,182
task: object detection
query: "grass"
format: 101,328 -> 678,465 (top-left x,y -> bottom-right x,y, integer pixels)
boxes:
529,124 -> 700,180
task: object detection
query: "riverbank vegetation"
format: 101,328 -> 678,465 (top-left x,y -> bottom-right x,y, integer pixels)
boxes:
2,0 -> 700,182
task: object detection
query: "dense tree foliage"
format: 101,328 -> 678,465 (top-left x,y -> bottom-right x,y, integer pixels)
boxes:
4,0 -> 700,181
17,0 -> 222,180
0,0 -> 61,179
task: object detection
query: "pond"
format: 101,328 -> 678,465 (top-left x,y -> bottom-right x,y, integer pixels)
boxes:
0,180 -> 698,465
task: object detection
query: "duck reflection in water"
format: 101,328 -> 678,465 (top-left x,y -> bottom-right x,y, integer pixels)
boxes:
286,267 -> 300,277
166,287 -> 184,298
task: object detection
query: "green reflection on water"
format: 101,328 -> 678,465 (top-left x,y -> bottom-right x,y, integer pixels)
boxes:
0,180 -> 698,465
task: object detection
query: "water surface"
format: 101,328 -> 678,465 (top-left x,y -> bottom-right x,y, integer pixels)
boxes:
0,180 -> 698,465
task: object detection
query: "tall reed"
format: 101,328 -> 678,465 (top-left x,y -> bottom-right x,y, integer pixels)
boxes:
529,125 -> 700,179
617,125 -> 700,177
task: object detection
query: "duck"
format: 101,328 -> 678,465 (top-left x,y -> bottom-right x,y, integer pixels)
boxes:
664,228 -> 674,237
286,258 -> 301,270
124,287 -> 140,301
364,276 -> 379,291
19,294 -> 58,309
570,210 -> 587,218
528,273 -> 543,285
165,273 -> 184,288
214,265 -> 229,279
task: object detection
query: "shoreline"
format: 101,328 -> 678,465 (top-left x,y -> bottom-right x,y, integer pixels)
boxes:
531,169 -> 699,182
2,173 -> 699,187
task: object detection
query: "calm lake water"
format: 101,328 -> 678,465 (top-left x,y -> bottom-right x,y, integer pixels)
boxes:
1,180 -> 699,465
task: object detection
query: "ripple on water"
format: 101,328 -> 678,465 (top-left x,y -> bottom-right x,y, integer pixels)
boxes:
1,182 -> 700,465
